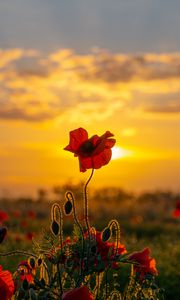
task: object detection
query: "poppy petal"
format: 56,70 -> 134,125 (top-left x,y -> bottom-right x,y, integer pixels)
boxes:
64,128 -> 88,152
92,149 -> 112,169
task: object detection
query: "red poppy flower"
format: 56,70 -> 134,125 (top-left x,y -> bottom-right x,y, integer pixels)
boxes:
95,231 -> 126,265
20,220 -> 28,228
18,261 -> 35,283
62,285 -> 94,300
0,211 -> 9,224
172,200 -> 180,218
83,229 -> 126,271
0,265 -> 15,300
64,128 -> 116,172
15,234 -> 22,243
173,209 -> 180,217
128,248 -> 158,278
25,232 -> 35,241
27,210 -> 36,219
12,210 -> 21,218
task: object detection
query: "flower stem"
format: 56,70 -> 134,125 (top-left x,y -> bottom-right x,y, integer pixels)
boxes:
84,168 -> 94,230
66,191 -> 85,285
84,169 -> 94,269
57,262 -> 63,296
105,268 -> 109,299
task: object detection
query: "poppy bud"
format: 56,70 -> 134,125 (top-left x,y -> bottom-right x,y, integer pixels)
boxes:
102,226 -> 111,242
64,200 -> 73,215
29,257 -> 35,269
38,258 -> 42,266
0,227 -> 7,244
51,220 -> 59,235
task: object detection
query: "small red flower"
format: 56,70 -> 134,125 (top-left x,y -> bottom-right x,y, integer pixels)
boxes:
14,234 -> 22,243
128,247 -> 158,278
0,265 -> 15,300
20,220 -> 28,228
84,229 -> 126,271
62,285 -> 94,300
27,210 -> 36,219
25,232 -> 35,241
64,128 -> 116,172
95,231 -> 126,266
18,261 -> 35,283
12,210 -> 21,218
0,211 -> 9,224
172,200 -> 180,218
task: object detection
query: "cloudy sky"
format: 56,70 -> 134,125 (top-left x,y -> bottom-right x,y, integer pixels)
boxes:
0,0 -> 180,197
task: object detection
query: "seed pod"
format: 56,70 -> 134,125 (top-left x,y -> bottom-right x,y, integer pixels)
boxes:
102,226 -> 111,242
38,258 -> 42,266
51,220 -> 59,235
29,257 -> 35,269
64,200 -> 73,215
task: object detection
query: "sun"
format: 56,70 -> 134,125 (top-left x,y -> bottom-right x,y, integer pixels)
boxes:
111,146 -> 133,160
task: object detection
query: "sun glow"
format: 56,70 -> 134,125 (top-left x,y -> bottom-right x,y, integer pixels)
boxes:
111,146 -> 133,160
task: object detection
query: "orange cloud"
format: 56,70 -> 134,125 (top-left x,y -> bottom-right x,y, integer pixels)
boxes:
0,48 -> 179,123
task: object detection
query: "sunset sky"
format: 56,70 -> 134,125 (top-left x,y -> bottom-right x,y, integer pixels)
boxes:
0,0 -> 180,197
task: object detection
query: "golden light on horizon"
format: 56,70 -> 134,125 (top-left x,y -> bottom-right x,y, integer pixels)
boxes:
111,146 -> 133,160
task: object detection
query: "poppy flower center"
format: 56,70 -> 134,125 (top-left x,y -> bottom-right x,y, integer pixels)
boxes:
79,141 -> 95,156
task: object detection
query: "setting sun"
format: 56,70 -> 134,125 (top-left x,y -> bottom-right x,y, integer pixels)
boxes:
111,146 -> 133,160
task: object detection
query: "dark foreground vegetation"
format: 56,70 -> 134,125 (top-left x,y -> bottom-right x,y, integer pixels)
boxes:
0,184 -> 179,299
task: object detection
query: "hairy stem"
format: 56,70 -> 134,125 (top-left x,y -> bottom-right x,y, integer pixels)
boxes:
65,191 -> 85,286
57,262 -> 63,296
84,169 -> 94,230
84,169 -> 94,269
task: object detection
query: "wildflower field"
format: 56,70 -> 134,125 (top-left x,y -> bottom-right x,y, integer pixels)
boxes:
0,128 -> 179,299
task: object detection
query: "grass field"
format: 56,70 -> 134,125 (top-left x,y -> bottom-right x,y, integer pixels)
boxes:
0,186 -> 179,299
